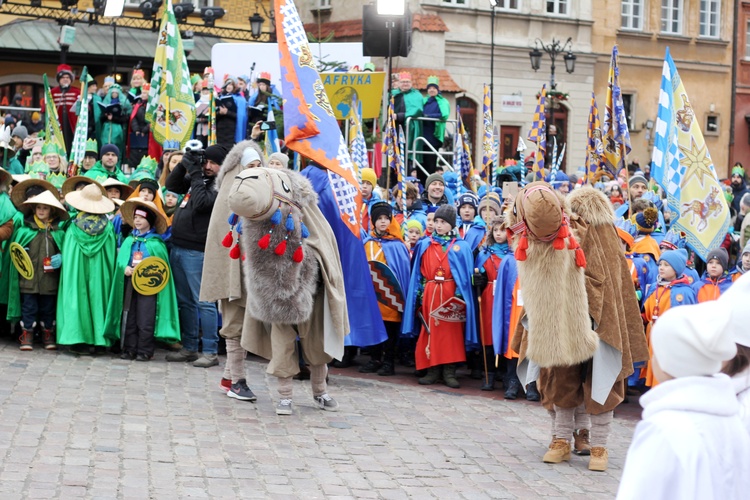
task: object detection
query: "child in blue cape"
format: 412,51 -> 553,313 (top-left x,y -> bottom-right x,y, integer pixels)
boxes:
693,247 -> 733,302
402,205 -> 478,388
456,192 -> 484,251
360,202 -> 411,376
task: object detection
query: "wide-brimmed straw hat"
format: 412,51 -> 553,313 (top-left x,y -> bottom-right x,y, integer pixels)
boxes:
101,177 -> 135,201
61,175 -> 106,198
120,198 -> 168,234
11,178 -> 58,209
65,183 -> 115,214
22,190 -> 70,221
0,168 -> 12,190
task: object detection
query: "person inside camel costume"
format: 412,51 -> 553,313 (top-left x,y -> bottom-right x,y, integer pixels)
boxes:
226,167 -> 349,416
507,181 -> 648,471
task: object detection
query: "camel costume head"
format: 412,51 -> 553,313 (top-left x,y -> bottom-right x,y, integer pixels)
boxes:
226,167 -> 320,325
506,181 -> 599,367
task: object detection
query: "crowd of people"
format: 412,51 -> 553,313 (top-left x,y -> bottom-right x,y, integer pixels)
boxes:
0,63 -> 748,494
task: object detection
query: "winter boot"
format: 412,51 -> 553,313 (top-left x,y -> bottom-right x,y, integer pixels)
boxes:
19,322 -> 34,351
525,381 -> 540,401
377,357 -> 395,376
41,324 -> 57,351
418,366 -> 441,385
504,378 -> 521,400
480,371 -> 496,391
573,428 -> 592,456
542,439 -> 572,464
442,364 -> 460,389
588,447 -> 608,471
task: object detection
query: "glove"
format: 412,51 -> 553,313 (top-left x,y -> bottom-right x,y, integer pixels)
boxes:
50,254 -> 62,269
472,271 -> 488,289
182,149 -> 203,174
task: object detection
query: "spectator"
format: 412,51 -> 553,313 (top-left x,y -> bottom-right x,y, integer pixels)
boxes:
9,94 -> 27,123
128,83 -> 151,169
730,164 -> 750,215
165,144 -> 229,368
98,84 -> 131,161
215,77 -> 240,150
46,64 -> 81,154
420,76 -> 450,184
84,144 -> 128,184
392,72 -> 423,168
26,112 -> 43,136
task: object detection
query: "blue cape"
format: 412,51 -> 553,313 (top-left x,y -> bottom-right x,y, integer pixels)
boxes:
233,94 -> 248,143
301,165 -> 387,347
401,235 -> 479,350
491,255 -> 517,355
363,234 -> 411,304
248,84 -> 282,110
644,278 -> 697,307
692,273 -> 733,295
475,243 -> 510,272
462,224 -> 486,252
615,202 -> 667,243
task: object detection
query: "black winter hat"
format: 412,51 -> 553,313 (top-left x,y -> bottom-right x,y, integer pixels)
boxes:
204,144 -> 229,165
370,201 -> 392,222
434,204 -> 457,229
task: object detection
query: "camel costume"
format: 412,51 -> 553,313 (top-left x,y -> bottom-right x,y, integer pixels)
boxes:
508,183 -> 647,471
227,167 -> 348,409
201,140 -> 264,389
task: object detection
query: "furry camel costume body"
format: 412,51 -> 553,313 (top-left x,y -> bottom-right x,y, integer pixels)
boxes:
227,167 -> 349,377
509,183 -> 647,414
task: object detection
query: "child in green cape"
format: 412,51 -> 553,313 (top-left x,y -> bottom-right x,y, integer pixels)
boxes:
104,199 -> 179,360
9,188 -> 68,350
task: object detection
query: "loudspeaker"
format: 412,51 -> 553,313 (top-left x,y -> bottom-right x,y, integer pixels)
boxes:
362,4 -> 412,58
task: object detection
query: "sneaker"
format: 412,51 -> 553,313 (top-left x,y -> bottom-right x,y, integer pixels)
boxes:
165,348 -> 199,363
313,393 -> 339,412
135,354 -> 151,362
193,353 -> 219,368
227,379 -> 257,402
219,378 -> 232,393
588,447 -> 608,471
276,399 -> 293,415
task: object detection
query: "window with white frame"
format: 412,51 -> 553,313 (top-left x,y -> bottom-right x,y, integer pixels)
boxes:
699,0 -> 721,38
316,0 -> 332,8
745,19 -> 750,59
661,0 -> 683,34
443,0 -> 468,5
621,0 -> 644,30
494,0 -> 519,9
547,0 -> 567,15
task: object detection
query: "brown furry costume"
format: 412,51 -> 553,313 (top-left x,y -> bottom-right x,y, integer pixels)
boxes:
227,167 -> 348,377
510,184 -> 648,414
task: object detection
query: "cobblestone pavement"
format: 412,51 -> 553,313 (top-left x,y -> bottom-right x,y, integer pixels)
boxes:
0,343 -> 639,499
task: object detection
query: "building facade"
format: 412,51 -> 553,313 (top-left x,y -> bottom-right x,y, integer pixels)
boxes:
733,1 -> 750,169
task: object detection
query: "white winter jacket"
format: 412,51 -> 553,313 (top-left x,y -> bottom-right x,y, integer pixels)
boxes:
617,375 -> 750,500
733,368 -> 750,436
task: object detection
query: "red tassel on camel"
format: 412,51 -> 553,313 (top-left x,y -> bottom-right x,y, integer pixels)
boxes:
292,246 -> 304,263
515,235 -> 528,261
274,240 -> 287,255
222,231 -> 234,248
258,233 -> 271,249
229,243 -> 241,260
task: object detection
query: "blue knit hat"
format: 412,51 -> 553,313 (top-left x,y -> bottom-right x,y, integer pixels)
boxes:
634,206 -> 658,234
456,192 -> 479,210
659,249 -> 688,277
100,143 -> 120,158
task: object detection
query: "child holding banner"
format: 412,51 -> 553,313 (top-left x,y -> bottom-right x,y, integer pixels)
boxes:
104,199 -> 179,360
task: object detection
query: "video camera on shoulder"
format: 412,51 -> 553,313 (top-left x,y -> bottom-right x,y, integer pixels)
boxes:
184,139 -> 206,165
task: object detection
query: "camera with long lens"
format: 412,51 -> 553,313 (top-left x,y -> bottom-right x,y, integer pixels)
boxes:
184,139 -> 206,165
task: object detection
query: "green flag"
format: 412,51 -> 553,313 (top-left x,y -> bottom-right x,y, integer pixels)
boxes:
43,74 -> 67,156
146,0 -> 195,147
71,67 -> 90,171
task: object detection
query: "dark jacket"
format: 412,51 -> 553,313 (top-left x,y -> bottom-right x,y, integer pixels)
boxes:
420,191 -> 449,209
165,159 -> 217,252
129,99 -> 150,150
732,179 -> 750,214
215,92 -> 238,149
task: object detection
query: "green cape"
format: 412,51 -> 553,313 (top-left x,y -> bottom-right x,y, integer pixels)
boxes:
84,162 -> 129,184
0,197 -> 19,305
103,232 -> 180,345
423,93 -> 450,141
6,214 -> 66,322
56,221 -> 116,346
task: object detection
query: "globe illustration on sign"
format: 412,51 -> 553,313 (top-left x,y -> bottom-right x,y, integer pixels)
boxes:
332,87 -> 359,118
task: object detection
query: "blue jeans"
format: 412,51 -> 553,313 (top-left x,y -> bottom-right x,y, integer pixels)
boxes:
170,245 -> 218,354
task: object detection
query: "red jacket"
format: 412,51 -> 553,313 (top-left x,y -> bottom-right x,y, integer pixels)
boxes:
43,86 -> 81,130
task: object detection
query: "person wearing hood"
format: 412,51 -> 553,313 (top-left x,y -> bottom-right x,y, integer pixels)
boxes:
9,94 -> 27,123
546,171 -> 571,194
127,83 -> 151,169
98,84 -> 131,159
202,138 -> 265,392
215,76 -> 247,149
617,298 -> 750,499
730,164 -> 750,215
420,77 -> 450,183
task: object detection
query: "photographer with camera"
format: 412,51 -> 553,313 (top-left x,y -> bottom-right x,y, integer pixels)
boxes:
165,143 -> 229,368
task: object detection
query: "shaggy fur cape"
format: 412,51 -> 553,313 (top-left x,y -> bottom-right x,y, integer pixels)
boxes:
508,185 -> 598,368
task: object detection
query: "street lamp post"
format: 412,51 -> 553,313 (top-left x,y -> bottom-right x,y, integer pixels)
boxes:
529,38 -> 576,166
489,0 -> 496,120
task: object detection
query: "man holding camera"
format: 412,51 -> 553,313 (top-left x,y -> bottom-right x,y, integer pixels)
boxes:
165,144 -> 229,368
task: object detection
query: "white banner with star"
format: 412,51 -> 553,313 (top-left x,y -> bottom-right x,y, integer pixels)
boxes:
651,48 -> 729,261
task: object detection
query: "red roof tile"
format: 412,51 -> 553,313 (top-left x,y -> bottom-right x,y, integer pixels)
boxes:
303,13 -> 448,40
393,68 -> 463,93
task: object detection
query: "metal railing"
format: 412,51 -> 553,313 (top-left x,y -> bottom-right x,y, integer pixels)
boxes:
404,116 -> 459,179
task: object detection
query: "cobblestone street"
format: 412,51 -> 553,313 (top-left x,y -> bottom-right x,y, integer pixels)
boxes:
0,344 -> 638,499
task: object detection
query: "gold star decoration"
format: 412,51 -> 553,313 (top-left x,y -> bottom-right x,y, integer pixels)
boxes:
679,138 -> 713,188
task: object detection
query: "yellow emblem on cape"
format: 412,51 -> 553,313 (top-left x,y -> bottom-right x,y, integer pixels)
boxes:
9,242 -> 33,280
643,255 -> 650,262
453,245 -> 461,252
132,256 -> 170,296
675,294 -> 684,303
